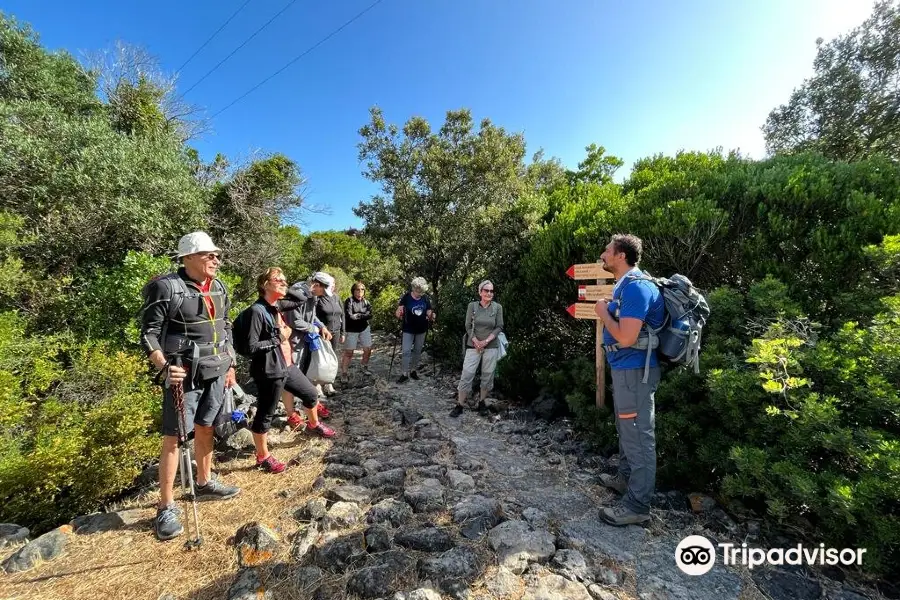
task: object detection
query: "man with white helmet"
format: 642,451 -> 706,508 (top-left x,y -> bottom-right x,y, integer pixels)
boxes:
140,231 -> 241,541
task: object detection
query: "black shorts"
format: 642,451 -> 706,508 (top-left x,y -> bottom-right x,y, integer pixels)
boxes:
252,365 -> 318,434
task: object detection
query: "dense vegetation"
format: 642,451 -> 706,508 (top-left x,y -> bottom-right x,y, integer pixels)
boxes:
1,0 -> 898,576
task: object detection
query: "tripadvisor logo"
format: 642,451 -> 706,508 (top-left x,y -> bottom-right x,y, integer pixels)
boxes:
675,535 -> 867,575
676,535 -> 716,575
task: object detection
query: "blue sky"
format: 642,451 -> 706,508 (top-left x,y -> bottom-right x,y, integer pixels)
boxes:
3,0 -> 875,233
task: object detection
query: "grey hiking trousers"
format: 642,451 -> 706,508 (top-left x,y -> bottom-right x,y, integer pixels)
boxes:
611,366 -> 661,515
401,332 -> 426,374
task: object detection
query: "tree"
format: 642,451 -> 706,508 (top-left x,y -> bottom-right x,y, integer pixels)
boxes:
354,107 -> 533,305
567,143 -> 624,185
763,0 -> 900,161
206,153 -> 307,293
86,42 -> 209,141
0,13 -> 99,116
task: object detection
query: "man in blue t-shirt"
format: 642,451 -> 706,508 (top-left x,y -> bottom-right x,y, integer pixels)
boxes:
593,233 -> 666,526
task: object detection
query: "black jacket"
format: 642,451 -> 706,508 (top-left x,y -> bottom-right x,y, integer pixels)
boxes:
316,294 -> 344,338
246,298 -> 288,380
344,297 -> 373,333
140,268 -> 232,358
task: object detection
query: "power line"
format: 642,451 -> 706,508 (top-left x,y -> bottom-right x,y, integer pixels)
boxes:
211,0 -> 384,118
181,0 -> 300,97
175,0 -> 253,73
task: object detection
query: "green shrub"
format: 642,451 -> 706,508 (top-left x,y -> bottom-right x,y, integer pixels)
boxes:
721,296 -> 900,574
0,337 -> 159,533
370,283 -> 404,333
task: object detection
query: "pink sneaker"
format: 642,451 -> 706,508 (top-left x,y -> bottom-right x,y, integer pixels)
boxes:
286,412 -> 305,431
309,423 -> 335,438
317,403 -> 331,419
256,455 -> 286,474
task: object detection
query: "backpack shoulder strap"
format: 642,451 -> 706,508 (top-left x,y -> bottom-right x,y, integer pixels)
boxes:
250,301 -> 275,328
153,273 -> 187,355
166,273 -> 188,320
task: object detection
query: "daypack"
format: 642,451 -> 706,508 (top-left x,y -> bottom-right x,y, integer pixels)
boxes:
213,383 -> 257,443
606,272 -> 710,382
139,270 -> 229,351
232,303 -> 276,358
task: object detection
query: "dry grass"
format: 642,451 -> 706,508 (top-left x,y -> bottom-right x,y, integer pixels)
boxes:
0,435 -> 331,600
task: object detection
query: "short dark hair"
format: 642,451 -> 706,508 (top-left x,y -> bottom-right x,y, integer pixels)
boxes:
610,234 -> 643,266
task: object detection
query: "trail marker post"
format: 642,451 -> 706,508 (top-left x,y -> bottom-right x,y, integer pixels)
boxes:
565,262 -> 615,408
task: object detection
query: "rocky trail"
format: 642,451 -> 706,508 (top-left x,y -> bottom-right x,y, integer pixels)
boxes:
0,334 -> 888,600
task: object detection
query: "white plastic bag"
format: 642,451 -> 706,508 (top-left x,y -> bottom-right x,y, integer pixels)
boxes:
497,331 -> 510,360
307,342 -> 339,384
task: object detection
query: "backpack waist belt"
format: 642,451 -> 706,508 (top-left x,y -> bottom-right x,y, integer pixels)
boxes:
603,325 -> 663,384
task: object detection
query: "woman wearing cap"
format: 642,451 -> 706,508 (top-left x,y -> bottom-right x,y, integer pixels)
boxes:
395,276 -> 435,383
315,276 -> 344,396
280,272 -> 336,422
247,268 -> 335,473
451,279 -> 504,417
341,281 -> 373,379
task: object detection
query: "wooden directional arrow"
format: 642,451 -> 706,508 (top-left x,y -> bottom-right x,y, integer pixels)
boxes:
566,263 -> 614,280
566,303 -> 600,320
578,284 -> 615,301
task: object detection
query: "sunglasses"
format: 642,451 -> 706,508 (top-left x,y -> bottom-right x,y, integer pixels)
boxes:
197,252 -> 221,261
269,278 -> 287,284
482,289 -> 494,293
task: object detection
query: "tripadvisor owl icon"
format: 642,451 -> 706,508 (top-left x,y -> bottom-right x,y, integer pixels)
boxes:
675,535 -> 716,576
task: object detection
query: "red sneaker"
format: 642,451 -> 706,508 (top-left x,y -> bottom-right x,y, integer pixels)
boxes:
286,412 -> 305,431
256,455 -> 286,474
309,423 -> 336,438
317,403 -> 331,419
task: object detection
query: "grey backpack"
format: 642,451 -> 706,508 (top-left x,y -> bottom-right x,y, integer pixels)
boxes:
606,273 -> 710,381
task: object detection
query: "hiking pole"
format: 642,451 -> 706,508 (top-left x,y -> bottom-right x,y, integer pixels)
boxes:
172,355 -> 203,550
427,321 -> 436,378
388,325 -> 400,377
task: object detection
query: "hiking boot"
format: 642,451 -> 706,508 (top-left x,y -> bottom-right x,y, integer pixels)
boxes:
286,412 -> 305,432
195,478 -> 241,500
256,455 -> 286,474
410,370 -> 419,380
599,472 -> 628,495
324,384 -> 338,397
449,405 -> 464,418
309,423 -> 336,438
155,503 -> 183,541
476,400 -> 488,415
397,375 -> 409,384
362,365 -> 372,375
599,504 -> 650,526
317,403 -> 331,419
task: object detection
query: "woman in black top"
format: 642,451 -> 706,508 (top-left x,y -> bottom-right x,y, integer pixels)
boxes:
247,268 -> 335,468
315,277 -> 344,395
341,281 -> 374,379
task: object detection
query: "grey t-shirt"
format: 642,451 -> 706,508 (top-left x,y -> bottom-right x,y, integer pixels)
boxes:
465,301 -> 504,349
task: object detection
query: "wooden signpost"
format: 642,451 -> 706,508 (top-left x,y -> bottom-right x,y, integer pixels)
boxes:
578,284 -> 615,302
566,262 -> 615,407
